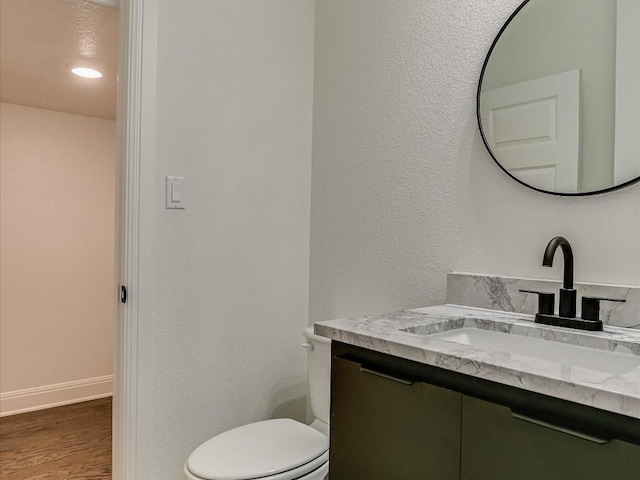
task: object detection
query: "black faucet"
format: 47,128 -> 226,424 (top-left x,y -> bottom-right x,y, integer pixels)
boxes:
542,236 -> 576,318
523,236 -> 626,331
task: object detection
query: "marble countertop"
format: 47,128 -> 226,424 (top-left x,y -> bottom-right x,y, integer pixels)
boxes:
315,304 -> 640,420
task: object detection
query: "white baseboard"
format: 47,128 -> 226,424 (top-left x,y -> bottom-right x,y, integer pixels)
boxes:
0,375 -> 113,417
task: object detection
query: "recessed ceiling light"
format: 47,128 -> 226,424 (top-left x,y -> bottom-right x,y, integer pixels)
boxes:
71,67 -> 103,79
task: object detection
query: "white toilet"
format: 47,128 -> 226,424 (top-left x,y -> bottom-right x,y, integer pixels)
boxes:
184,328 -> 331,480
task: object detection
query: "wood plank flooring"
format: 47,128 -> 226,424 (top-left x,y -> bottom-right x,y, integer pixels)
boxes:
0,397 -> 112,479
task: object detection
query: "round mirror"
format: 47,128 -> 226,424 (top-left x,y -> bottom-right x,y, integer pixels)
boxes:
478,0 -> 640,196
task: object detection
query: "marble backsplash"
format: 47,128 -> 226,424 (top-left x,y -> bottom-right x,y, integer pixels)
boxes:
447,273 -> 640,330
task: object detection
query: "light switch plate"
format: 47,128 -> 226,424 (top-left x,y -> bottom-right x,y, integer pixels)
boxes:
166,176 -> 185,209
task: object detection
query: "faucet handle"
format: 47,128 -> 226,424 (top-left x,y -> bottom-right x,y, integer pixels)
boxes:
581,296 -> 626,322
520,289 -> 555,315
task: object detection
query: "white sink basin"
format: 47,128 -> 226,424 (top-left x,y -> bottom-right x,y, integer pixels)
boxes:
406,324 -> 640,376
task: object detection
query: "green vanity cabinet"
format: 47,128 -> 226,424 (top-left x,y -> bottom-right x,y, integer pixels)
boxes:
329,341 -> 640,480
330,355 -> 462,480
460,395 -> 640,480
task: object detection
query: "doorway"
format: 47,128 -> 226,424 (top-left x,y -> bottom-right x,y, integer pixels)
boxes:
0,0 -> 119,477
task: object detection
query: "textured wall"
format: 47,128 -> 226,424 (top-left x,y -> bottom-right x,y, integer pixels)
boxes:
310,0 -> 640,324
0,102 -> 115,413
150,1 -> 315,478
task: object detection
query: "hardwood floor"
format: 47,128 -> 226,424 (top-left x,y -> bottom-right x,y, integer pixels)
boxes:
0,397 -> 112,479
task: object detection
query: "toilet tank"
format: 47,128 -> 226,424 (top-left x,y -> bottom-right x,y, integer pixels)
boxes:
303,328 -> 331,427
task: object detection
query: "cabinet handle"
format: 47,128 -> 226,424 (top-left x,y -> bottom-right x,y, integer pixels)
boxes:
360,367 -> 414,385
511,411 -> 611,444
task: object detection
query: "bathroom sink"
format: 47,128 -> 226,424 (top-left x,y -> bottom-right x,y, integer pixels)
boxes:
402,321 -> 640,376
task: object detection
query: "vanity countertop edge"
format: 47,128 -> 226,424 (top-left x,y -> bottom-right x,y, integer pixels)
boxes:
314,304 -> 640,420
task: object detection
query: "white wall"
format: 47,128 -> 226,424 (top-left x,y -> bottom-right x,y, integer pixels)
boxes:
0,102 -> 115,415
149,1 -> 315,478
310,0 -> 640,323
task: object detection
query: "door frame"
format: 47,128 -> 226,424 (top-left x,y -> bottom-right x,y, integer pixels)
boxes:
113,0 -> 157,478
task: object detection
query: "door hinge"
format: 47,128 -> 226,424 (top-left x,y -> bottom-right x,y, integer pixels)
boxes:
120,285 -> 128,304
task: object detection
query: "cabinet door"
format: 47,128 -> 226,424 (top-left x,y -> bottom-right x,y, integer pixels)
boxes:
330,355 -> 461,480
461,395 -> 640,480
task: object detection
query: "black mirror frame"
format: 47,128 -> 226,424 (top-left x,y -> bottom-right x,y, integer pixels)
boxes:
476,0 -> 640,197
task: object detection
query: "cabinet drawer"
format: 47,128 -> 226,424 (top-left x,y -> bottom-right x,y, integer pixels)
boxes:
461,395 -> 640,480
330,355 -> 461,480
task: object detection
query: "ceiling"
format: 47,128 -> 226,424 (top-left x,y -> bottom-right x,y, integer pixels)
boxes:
0,0 -> 119,120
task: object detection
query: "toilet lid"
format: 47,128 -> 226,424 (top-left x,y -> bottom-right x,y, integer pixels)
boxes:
186,419 -> 329,480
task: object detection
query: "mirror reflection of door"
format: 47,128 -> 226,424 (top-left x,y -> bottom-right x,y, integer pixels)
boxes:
478,0 -> 640,195
480,70 -> 580,192
614,0 -> 640,185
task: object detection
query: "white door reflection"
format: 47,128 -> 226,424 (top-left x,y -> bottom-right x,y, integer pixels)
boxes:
481,70 -> 580,192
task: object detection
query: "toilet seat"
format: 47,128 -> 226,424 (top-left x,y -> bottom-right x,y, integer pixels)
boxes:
185,418 -> 329,480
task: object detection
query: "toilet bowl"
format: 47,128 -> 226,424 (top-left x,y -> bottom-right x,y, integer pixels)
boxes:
184,328 -> 331,480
